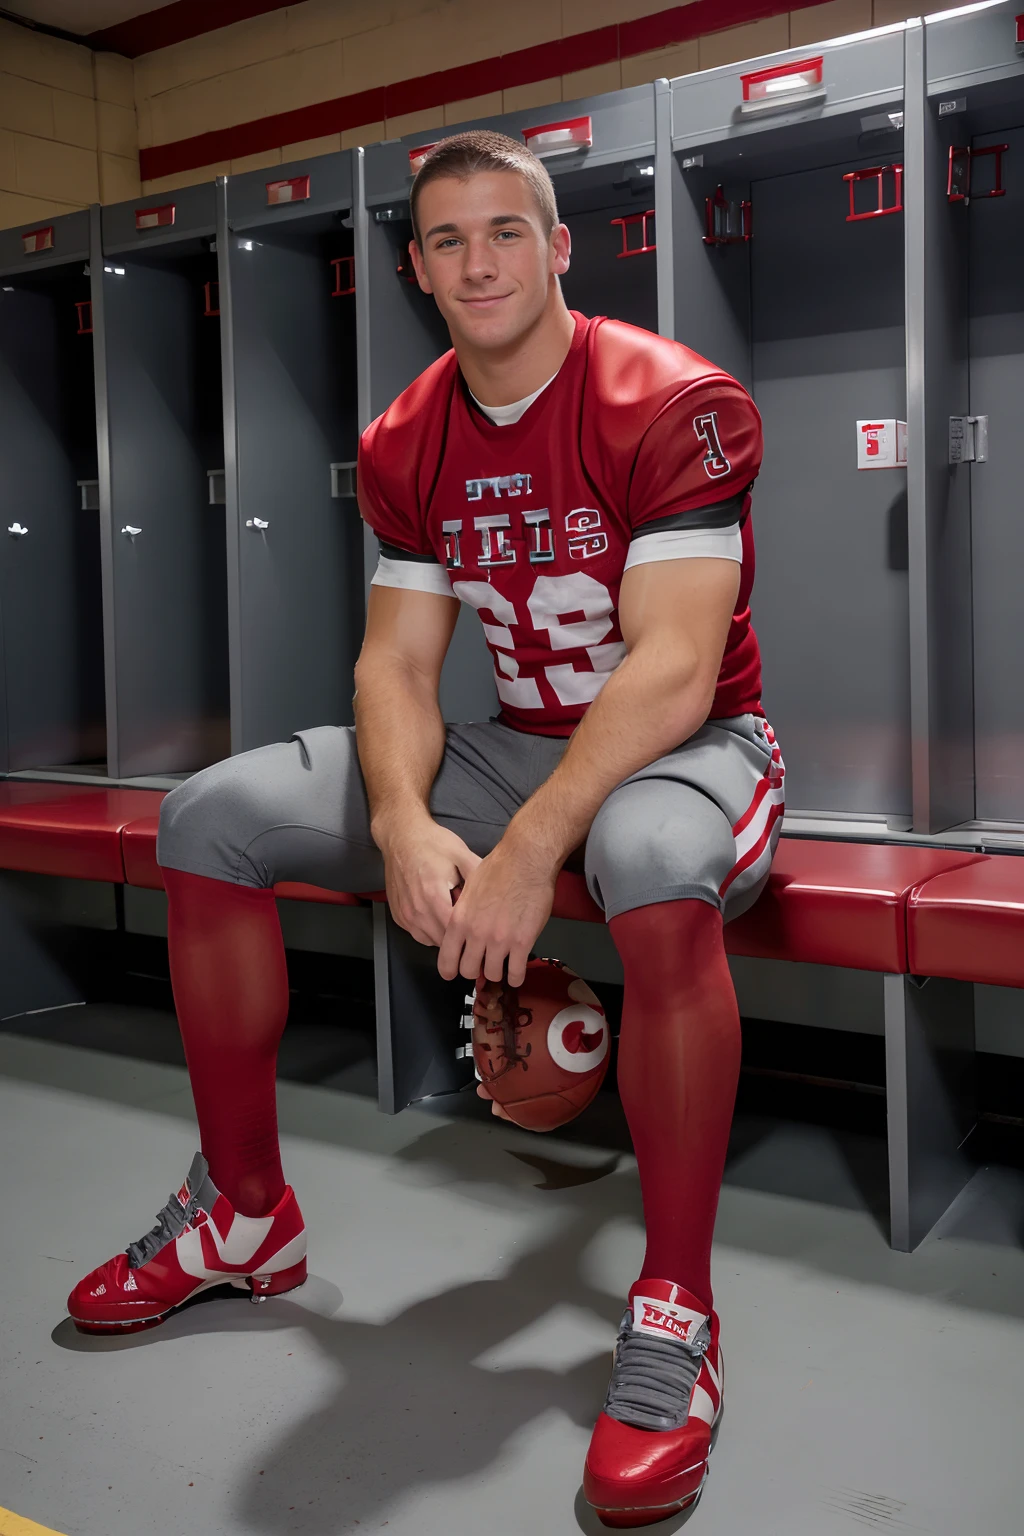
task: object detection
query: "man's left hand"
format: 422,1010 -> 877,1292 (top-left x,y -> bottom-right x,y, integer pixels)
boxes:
436,837 -> 557,987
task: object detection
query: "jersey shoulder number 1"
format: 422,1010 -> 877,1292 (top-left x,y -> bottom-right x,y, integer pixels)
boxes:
693,410 -> 732,480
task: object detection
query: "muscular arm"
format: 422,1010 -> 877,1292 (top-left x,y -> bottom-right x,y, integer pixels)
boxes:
354,584 -> 478,944
437,556 -> 741,984
505,556 -> 740,865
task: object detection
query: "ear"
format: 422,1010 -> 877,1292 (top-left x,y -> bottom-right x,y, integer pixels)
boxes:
551,221 -> 571,277
409,239 -> 433,294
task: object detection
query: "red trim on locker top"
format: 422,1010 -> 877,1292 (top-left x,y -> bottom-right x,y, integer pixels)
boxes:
137,0 -> 838,181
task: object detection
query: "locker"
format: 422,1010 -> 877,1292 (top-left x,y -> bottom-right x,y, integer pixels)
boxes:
97,183 -> 229,777
0,211 -> 105,775
221,152 -> 364,754
665,28 -> 912,823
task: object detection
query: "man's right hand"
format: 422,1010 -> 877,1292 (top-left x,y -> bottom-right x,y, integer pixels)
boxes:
376,818 -> 481,948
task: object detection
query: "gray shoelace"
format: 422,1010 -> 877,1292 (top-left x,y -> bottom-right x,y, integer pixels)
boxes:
603,1308 -> 710,1433
125,1152 -> 215,1270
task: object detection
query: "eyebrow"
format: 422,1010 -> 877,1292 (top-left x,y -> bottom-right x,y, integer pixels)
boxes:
423,214 -> 531,240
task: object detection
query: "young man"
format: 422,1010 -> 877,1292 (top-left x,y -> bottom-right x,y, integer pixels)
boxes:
68,132 -> 784,1526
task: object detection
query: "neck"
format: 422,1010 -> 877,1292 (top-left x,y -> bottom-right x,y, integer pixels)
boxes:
455,287 -> 576,408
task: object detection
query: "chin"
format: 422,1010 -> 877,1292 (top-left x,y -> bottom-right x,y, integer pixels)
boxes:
452,310 -> 534,353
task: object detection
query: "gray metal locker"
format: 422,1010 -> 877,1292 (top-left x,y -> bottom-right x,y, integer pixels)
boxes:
356,85 -> 660,726
0,211 -> 106,775
97,183 -> 230,779
220,151 -> 364,755
666,30 -> 911,824
925,1 -> 1024,833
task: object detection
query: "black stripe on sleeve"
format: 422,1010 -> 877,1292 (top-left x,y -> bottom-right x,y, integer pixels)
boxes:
629,489 -> 749,540
378,540 -> 441,564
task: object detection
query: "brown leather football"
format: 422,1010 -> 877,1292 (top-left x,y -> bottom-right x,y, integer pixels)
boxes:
466,958 -> 611,1131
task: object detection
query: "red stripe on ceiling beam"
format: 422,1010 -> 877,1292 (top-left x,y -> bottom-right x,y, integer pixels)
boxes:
137,0 -> 841,182
87,0 -> 291,56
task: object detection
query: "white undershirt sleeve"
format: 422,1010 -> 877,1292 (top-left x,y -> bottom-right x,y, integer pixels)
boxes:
624,525 -> 743,571
370,554 -> 455,597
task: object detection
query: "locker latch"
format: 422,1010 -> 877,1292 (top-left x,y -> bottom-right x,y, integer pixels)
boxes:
703,185 -> 751,245
611,209 -> 655,257
331,256 -> 355,296
949,416 -> 989,465
331,462 -> 357,499
844,164 -> 903,221
947,143 -> 1008,203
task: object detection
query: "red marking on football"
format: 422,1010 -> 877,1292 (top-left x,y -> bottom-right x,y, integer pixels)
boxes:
472,958 -> 610,1131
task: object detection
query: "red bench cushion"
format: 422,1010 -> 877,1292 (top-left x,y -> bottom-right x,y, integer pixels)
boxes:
909,854 -> 1024,986
724,840 -> 986,974
0,783 -> 165,883
122,814 -> 364,906
552,843 -> 986,974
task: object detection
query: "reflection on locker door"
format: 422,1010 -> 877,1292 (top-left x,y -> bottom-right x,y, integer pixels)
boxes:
970,125 -> 1024,823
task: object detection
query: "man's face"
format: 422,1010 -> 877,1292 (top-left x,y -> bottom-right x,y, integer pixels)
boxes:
411,169 -> 570,352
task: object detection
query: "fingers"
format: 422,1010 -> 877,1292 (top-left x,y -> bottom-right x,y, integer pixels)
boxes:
505,943 -> 530,989
436,920 -> 465,981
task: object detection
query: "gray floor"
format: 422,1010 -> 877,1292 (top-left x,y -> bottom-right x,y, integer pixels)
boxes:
2,1007 -> 1023,1536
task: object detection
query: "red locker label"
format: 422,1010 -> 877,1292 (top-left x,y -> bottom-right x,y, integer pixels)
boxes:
266,176 -> 310,206
135,203 -> 175,230
22,225 -> 54,255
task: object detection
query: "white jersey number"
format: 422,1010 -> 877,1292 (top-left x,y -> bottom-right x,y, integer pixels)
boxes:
453,572 -> 626,709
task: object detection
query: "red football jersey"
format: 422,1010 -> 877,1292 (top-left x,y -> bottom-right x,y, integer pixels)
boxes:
358,312 -> 764,738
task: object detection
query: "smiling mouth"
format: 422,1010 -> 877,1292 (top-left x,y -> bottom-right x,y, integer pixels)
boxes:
459,293 -> 513,308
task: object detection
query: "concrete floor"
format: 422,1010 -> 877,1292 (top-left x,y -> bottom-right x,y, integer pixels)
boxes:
2,1005 -> 1024,1536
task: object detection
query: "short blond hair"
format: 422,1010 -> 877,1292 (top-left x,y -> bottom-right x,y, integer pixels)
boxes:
410,129 -> 559,244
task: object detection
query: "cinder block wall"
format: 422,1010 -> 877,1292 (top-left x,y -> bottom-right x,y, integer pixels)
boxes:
135,0 -> 924,195
0,0 -> 944,225
0,18 -> 140,230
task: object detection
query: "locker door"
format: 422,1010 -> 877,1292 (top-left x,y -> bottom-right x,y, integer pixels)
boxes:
0,283 -> 105,771
100,256 -> 230,777
228,232 -> 363,752
969,125 -> 1024,824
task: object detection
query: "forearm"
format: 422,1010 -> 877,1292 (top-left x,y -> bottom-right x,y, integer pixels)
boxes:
503,639 -> 714,871
353,655 -> 446,848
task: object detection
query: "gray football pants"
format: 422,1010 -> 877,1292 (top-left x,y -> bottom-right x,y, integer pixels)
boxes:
157,715 -> 783,923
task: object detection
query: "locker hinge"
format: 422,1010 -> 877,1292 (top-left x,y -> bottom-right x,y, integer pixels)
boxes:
948,415 -> 988,465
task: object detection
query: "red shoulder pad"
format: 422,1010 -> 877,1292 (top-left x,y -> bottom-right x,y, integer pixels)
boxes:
581,318 -> 761,519
358,349 -> 459,555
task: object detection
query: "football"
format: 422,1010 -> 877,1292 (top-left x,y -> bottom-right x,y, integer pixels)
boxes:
462,958 -> 611,1131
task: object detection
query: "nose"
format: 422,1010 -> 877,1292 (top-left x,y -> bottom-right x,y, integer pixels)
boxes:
461,233 -> 499,285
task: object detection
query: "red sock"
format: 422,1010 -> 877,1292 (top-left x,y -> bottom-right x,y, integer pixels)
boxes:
610,899 -> 741,1313
164,868 -> 289,1218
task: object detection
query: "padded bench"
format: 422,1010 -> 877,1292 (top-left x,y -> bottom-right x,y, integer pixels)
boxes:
0,778 -> 1000,1249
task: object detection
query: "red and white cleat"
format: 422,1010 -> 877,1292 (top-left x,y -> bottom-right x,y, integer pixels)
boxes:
67,1153 -> 307,1335
584,1280 -> 724,1528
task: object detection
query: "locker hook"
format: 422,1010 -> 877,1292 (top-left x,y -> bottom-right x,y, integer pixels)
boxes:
246,517 -> 270,531
121,525 -> 142,538
7,523 -> 28,537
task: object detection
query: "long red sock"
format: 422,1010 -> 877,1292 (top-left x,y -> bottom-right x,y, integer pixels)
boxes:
609,899 -> 741,1313
164,868 -> 289,1218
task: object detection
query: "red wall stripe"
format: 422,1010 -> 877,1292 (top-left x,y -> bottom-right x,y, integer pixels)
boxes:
138,0 -> 843,183
87,1 -> 291,57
